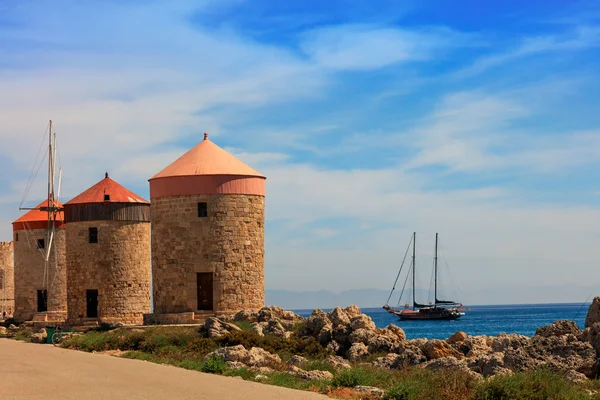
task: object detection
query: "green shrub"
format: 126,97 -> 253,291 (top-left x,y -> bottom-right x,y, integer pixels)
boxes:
332,367 -> 382,388
224,367 -> 256,380
199,355 -> 228,374
384,382 -> 420,400
230,321 -> 254,331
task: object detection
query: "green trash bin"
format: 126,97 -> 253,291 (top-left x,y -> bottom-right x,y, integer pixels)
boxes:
46,327 -> 56,344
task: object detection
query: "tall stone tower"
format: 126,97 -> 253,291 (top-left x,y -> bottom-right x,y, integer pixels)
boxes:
64,173 -> 151,325
147,133 -> 265,323
0,242 -> 14,315
12,200 -> 67,323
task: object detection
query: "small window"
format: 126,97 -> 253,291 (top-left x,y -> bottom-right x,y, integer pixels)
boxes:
0,269 -> 4,290
89,227 -> 98,244
104,194 -> 110,201
15,233 -> 18,242
198,202 -> 208,218
37,239 -> 45,249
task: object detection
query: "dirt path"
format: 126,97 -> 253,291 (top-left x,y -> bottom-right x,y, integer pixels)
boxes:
0,339 -> 329,400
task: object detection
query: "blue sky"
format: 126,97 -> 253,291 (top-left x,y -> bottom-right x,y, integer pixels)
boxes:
1,0 -> 599,304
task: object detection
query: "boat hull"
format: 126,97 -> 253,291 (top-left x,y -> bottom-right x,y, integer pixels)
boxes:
392,307 -> 464,321
398,312 -> 462,321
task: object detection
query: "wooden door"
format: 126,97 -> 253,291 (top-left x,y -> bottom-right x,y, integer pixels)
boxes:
196,273 -> 213,311
37,290 -> 48,312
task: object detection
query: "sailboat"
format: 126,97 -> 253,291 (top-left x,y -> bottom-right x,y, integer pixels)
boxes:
383,232 -> 465,321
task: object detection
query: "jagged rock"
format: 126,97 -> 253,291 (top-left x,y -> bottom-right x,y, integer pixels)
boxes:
327,341 -> 341,354
327,355 -> 352,370
584,323 -> 600,354
564,370 -> 588,384
382,324 -> 406,342
350,315 -> 376,331
586,297 -> 600,328
204,317 -> 242,338
250,366 -> 275,374
30,333 -> 46,343
255,374 -> 268,381
8,324 -> 17,331
461,336 -> 493,358
367,334 -> 402,354
355,386 -> 385,398
491,334 -> 529,353
343,305 -> 362,318
527,335 -> 595,373
535,320 -> 581,338
288,365 -> 333,381
421,339 -> 463,360
468,352 -> 506,377
0,327 -> 7,336
225,361 -> 246,370
447,331 -> 467,344
234,310 -> 258,323
503,348 -> 542,372
264,320 -> 286,338
246,347 -> 282,367
327,307 -> 351,326
348,328 -> 376,345
347,342 -> 369,361
301,309 -> 330,337
424,357 -> 483,381
206,345 -> 281,368
256,306 -> 302,323
373,349 -> 427,369
251,324 -> 264,337
407,338 -> 428,348
331,324 -> 352,346
288,355 -> 308,366
317,324 -> 332,346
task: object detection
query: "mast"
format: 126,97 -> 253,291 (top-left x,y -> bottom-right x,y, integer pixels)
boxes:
434,232 -> 438,308
412,232 -> 416,311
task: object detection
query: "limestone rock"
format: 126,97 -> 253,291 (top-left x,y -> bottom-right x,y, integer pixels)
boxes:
234,310 -> 258,323
503,348 -> 541,372
373,349 -> 426,369
317,324 -> 333,346
327,340 -> 341,354
350,315 -> 376,331
288,365 -> 333,381
327,307 -> 351,326
30,332 -> 47,344
250,366 -> 275,374
421,339 -> 463,360
585,297 -> 600,328
288,355 -> 308,366
0,326 -> 7,336
564,370 -> 588,384
468,352 -> 506,377
331,325 -> 352,346
264,320 -> 286,338
583,323 -> 600,354
347,342 -> 369,361
8,324 -> 17,331
348,328 -> 376,345
343,305 -> 362,318
535,320 -> 581,338
491,333 -> 529,353
447,331 -> 467,344
461,336 -> 493,358
367,334 -> 402,354
225,361 -> 246,370
355,386 -> 385,398
257,306 -> 302,323
301,309 -> 330,337
204,317 -> 242,338
206,345 -> 281,368
327,355 -> 352,370
251,324 -> 265,337
382,324 -> 406,342
424,357 -> 483,381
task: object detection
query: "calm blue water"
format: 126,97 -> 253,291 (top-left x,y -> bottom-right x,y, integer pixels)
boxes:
293,303 -> 590,340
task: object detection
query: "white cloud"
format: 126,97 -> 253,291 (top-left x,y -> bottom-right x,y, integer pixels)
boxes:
299,25 -> 468,70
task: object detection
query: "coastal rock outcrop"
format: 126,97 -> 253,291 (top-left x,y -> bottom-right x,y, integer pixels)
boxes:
205,345 -> 281,368
203,317 -> 242,338
535,320 -> 581,338
586,297 -> 600,328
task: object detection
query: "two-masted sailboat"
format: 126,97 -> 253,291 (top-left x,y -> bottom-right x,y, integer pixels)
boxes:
383,232 -> 465,321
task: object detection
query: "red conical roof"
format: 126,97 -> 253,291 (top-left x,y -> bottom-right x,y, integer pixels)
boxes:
13,198 -> 65,231
65,173 -> 149,205
150,134 -> 265,180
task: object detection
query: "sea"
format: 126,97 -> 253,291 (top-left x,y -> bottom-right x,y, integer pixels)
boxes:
293,303 -> 591,340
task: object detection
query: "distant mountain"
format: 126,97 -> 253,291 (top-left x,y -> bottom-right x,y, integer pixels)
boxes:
265,288 -> 430,310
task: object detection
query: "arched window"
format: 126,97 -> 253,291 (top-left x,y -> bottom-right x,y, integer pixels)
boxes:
0,269 -> 4,290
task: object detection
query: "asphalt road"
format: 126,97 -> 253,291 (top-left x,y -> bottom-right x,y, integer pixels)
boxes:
0,339 -> 328,400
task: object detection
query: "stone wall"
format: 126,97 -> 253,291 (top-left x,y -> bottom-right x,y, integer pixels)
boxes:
66,220 -> 151,325
0,242 -> 14,314
13,228 -> 66,322
151,194 -> 264,316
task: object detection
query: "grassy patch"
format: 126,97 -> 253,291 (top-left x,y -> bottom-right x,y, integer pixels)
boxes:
264,372 -> 330,392
224,367 -> 256,380
230,320 -> 254,331
332,366 -> 395,389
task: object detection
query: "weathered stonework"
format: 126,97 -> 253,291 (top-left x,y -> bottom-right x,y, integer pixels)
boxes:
151,194 -> 264,318
13,229 -> 67,323
0,242 -> 14,314
66,221 -> 151,325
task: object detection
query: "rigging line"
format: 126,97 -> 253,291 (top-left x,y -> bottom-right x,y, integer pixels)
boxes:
20,124 -> 50,208
397,259 -> 413,308
385,234 -> 413,306
574,292 -> 594,321
444,260 -> 462,295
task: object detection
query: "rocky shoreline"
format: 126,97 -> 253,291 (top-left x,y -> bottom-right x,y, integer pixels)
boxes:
197,301 -> 600,385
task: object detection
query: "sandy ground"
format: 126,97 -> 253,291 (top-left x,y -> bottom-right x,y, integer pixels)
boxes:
0,339 -> 329,400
